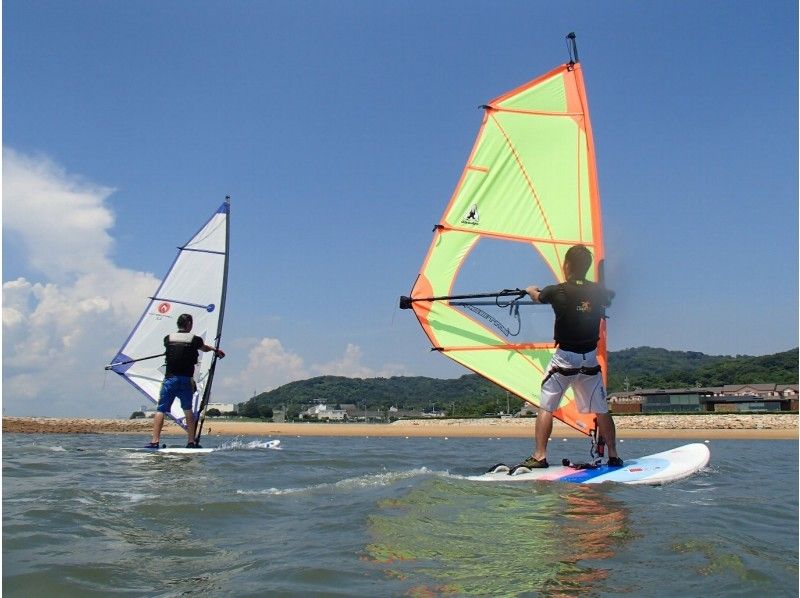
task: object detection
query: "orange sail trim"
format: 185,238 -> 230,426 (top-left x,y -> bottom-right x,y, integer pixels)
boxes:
572,63 -> 607,387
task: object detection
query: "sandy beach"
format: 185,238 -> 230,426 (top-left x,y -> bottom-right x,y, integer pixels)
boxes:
2,414 -> 797,440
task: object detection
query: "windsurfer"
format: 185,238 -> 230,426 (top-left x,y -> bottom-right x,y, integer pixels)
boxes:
522,245 -> 622,468
147,313 -> 225,449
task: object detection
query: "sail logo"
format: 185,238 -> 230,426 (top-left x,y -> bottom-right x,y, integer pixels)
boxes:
460,204 -> 480,225
157,302 -> 172,314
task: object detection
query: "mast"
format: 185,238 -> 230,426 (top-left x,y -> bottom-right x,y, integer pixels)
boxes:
195,195 -> 231,443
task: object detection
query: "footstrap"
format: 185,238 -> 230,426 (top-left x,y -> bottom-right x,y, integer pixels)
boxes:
561,458 -> 602,470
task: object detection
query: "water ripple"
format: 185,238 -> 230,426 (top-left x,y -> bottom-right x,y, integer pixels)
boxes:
3,434 -> 797,597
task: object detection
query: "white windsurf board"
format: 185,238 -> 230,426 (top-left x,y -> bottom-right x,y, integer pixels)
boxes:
468,442 -> 710,486
124,439 -> 281,454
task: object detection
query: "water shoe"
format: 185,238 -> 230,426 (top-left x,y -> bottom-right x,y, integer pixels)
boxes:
518,456 -> 549,469
607,456 -> 624,467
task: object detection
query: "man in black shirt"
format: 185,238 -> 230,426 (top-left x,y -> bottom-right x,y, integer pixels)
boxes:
147,313 -> 225,448
522,245 -> 622,468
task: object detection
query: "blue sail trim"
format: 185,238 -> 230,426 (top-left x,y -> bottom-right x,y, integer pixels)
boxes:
109,352 -> 134,374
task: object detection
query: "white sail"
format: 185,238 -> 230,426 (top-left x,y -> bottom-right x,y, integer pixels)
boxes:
108,199 -> 230,429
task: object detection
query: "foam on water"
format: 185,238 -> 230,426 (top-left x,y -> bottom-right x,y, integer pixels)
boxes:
216,437 -> 282,451
25,442 -> 67,452
236,466 -> 443,496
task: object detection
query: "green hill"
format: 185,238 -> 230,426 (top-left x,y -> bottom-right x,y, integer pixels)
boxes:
606,347 -> 798,390
242,347 -> 797,416
243,374 -> 507,417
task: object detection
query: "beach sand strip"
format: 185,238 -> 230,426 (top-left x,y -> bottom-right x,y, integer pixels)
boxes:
2,414 -> 797,440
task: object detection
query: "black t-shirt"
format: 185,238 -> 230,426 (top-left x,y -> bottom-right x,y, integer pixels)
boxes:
538,279 -> 613,353
163,332 -> 204,377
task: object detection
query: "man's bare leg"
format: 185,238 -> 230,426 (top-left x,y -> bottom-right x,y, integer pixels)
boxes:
150,412 -> 165,444
184,410 -> 196,444
533,408 -> 554,460
595,412 -> 619,459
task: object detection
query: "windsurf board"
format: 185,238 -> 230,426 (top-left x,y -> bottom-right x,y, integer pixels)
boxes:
124,439 -> 281,454
468,443 -> 710,486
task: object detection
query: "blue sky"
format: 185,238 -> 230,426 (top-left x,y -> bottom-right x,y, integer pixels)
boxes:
3,1 -> 797,417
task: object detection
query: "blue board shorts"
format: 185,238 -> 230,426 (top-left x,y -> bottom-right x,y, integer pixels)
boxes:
158,376 -> 194,413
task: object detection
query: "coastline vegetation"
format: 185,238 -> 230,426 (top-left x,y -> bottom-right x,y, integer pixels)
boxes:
240,347 -> 797,419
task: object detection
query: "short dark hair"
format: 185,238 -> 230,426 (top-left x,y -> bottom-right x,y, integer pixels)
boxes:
564,245 -> 592,279
177,313 -> 193,329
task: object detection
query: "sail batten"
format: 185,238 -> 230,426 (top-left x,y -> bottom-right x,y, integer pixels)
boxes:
180,247 -> 226,255
405,48 -> 606,436
108,200 -> 230,431
149,298 -> 216,312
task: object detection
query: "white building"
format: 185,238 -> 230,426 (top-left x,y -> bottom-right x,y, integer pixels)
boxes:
302,403 -> 348,421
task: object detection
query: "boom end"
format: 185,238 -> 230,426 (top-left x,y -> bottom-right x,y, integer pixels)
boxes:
399,296 -> 413,310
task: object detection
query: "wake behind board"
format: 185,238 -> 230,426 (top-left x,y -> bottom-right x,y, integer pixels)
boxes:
468,443 -> 710,486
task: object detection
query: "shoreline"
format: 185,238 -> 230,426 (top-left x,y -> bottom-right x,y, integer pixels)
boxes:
2,414 -> 797,440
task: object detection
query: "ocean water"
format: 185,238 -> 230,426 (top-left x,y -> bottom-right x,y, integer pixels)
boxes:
2,433 -> 797,597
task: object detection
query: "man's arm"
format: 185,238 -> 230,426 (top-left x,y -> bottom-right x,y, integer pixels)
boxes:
200,344 -> 225,358
195,336 -> 225,358
527,285 -> 555,304
526,286 -> 542,303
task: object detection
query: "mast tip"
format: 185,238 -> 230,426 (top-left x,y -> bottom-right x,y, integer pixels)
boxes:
565,32 -> 580,64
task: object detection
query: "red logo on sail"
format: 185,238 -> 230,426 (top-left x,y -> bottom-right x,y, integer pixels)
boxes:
157,302 -> 171,314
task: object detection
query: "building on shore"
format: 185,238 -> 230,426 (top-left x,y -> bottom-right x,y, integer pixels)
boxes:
608,384 -> 799,413
301,403 -> 348,421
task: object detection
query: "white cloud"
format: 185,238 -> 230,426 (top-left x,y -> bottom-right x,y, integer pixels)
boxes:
312,343 -> 407,379
2,148 -> 408,417
217,337 -> 309,399
217,339 -> 408,399
2,149 -> 159,417
3,148 -> 116,282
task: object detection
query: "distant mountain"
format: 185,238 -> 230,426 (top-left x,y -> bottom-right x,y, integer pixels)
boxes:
606,347 -> 798,390
244,374 -> 505,416
242,347 -> 798,415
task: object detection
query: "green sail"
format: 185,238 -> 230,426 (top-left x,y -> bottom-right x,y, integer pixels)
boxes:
408,61 -> 606,436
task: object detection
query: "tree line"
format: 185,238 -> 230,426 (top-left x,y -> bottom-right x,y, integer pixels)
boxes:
239,347 -> 797,417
